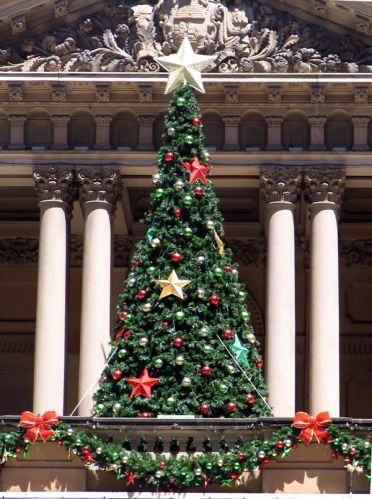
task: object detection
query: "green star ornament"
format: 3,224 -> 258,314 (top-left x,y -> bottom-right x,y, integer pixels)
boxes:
230,335 -> 249,367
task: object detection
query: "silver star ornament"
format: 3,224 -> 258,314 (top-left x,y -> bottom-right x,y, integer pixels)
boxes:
155,37 -> 215,94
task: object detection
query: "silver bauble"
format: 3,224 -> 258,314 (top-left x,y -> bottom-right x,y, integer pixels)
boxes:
152,173 -> 161,183
113,402 -> 121,412
258,450 -> 265,459
181,377 -> 191,387
197,255 -> 205,264
174,180 -> 184,190
247,333 -> 256,344
197,288 -> 205,298
151,237 -> 161,248
206,220 -> 214,229
142,303 -> 152,312
139,337 -> 149,346
176,355 -> 185,365
199,326 -> 209,337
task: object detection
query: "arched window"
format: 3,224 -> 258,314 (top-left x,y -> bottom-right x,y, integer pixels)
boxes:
0,112 -> 9,149
153,112 -> 166,150
68,111 -> 95,149
202,112 -> 223,150
282,112 -> 310,150
111,111 -> 138,150
25,110 -> 51,149
325,112 -> 352,151
239,112 -> 266,150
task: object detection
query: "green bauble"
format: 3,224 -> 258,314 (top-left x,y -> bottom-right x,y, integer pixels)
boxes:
154,358 -> 163,369
241,310 -> 250,320
183,195 -> 193,206
155,188 -> 164,198
147,266 -> 156,275
175,311 -> 185,321
176,97 -> 185,106
118,349 -> 127,358
184,227 -> 193,237
214,267 -> 223,276
185,135 -> 193,144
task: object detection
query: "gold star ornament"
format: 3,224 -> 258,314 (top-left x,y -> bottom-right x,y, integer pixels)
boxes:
155,37 -> 215,94
155,270 -> 191,300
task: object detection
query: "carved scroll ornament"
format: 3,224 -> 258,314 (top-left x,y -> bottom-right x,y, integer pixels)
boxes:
0,0 -> 371,74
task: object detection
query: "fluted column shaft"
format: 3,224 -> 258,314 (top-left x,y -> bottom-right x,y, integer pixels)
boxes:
305,169 -> 345,417
33,168 -> 75,414
261,168 -> 301,416
77,169 -> 121,416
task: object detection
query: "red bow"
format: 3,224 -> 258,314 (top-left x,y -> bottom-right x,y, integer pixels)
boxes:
293,411 -> 332,445
19,411 -> 59,443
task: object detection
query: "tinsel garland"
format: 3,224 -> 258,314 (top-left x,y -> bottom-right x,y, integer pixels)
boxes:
0,421 -> 370,491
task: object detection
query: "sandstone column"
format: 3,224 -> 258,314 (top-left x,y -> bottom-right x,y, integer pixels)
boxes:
52,115 -> 70,150
9,115 -> 27,150
138,115 -> 155,150
223,116 -> 240,150
33,167 -> 75,414
77,169 -> 121,415
261,167 -> 301,416
305,168 -> 345,417
308,116 -> 327,151
265,116 -> 283,151
95,115 -> 112,150
352,116 -> 370,151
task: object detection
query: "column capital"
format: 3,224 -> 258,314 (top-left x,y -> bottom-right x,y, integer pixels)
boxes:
9,114 -> 27,124
351,116 -> 370,127
33,166 -> 76,205
265,116 -> 283,127
77,168 -> 122,206
308,116 -> 327,126
223,116 -> 241,125
304,168 -> 345,205
260,167 -> 302,204
51,114 -> 70,125
95,115 -> 112,126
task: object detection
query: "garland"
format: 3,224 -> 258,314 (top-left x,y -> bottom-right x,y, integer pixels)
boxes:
0,411 -> 370,491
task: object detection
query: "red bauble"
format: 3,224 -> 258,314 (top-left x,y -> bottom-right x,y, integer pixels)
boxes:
140,410 -> 151,418
349,448 -> 356,456
15,447 -> 22,453
224,328 -> 233,340
174,208 -> 181,217
230,473 -> 238,480
82,445 -> 90,453
124,330 -> 132,340
200,403 -> 209,415
165,152 -> 174,162
331,451 -> 338,459
162,321 -> 169,327
326,436 -> 332,444
171,251 -> 182,263
192,117 -> 201,126
263,458 -> 270,465
256,358 -> 264,368
246,393 -> 255,405
135,259 -> 141,266
227,401 -> 237,412
57,440 -> 63,446
159,461 -> 166,469
276,440 -> 284,449
201,365 -> 212,376
194,186 -> 204,197
224,265 -> 233,273
292,443 -> 298,449
119,310 -> 128,321
112,369 -> 123,380
137,289 -> 147,300
239,452 -> 245,461
173,336 -> 183,348
209,294 -> 220,305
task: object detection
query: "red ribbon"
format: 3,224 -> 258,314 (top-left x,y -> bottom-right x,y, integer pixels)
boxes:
19,411 -> 60,443
115,326 -> 125,345
292,411 -> 332,445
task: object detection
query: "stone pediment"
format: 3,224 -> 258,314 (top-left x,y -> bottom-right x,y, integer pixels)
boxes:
0,0 -> 371,73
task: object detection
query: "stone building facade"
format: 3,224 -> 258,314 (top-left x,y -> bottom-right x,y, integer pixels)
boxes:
0,0 -> 371,494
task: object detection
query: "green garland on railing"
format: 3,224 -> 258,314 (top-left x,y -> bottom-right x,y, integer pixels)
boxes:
0,419 -> 370,491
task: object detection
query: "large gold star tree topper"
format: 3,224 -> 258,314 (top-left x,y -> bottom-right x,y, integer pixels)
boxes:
155,37 -> 215,94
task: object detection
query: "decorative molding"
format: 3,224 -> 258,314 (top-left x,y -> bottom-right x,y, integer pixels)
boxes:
310,85 -> 325,104
77,168 -> 122,206
0,237 -> 38,264
341,239 -> 372,267
260,167 -> 302,204
138,85 -> 152,103
96,84 -> 110,102
355,15 -> 370,35
33,167 -> 76,204
51,83 -> 66,102
267,86 -> 281,103
0,0 -> 371,73
8,84 -> 23,102
224,85 -> 238,103
53,0 -> 69,18
304,168 -> 346,205
226,238 -> 266,266
0,334 -> 34,353
355,87 -> 368,104
308,116 -> 327,127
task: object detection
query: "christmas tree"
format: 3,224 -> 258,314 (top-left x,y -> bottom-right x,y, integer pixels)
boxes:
93,82 -> 270,418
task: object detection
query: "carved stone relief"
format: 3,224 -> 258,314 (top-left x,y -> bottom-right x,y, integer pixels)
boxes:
0,0 -> 371,73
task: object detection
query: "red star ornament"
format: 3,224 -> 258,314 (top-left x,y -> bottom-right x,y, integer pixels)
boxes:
182,155 -> 209,185
127,367 -> 159,399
